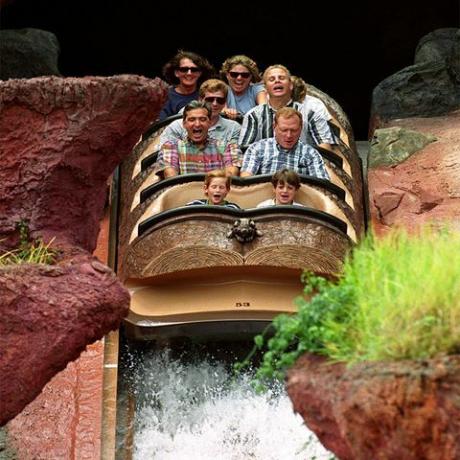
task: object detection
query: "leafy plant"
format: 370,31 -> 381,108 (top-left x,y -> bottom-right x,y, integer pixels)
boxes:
238,227 -> 460,387
0,220 -> 59,266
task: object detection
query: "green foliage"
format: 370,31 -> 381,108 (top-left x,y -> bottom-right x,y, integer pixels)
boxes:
0,220 -> 59,266
240,227 -> 460,386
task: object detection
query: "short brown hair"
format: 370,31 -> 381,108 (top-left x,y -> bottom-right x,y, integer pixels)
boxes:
271,169 -> 301,189
199,79 -> 228,98
274,107 -> 303,125
205,170 -> 231,188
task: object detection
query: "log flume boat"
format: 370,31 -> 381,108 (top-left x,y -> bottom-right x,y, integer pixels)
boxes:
116,85 -> 367,341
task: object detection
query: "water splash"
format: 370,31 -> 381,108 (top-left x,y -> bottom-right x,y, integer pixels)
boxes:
118,345 -> 334,460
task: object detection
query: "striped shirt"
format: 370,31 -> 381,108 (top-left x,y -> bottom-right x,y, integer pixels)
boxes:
159,116 -> 241,147
239,97 -> 336,148
186,199 -> 241,210
241,138 -> 330,179
157,138 -> 242,175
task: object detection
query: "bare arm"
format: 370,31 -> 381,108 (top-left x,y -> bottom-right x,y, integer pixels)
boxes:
225,166 -> 240,177
256,90 -> 267,105
240,171 -> 253,177
163,167 -> 178,178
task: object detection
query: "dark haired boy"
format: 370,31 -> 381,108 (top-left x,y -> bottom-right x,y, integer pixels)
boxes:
257,169 -> 303,207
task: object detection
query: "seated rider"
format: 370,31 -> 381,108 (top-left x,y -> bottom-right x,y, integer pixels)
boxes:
159,79 -> 241,146
156,100 -> 242,178
219,55 -> 267,119
241,107 -> 329,180
159,50 -> 214,121
186,170 -> 240,209
257,169 -> 303,207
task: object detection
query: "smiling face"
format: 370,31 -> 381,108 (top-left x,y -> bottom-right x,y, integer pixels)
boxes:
174,57 -> 202,90
226,64 -> 252,95
274,181 -> 297,205
204,177 -> 230,204
264,67 -> 293,99
274,115 -> 302,149
183,108 -> 211,145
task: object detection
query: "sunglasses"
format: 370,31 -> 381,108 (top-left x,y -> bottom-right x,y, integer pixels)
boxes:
204,96 -> 226,104
178,66 -> 201,73
229,71 -> 251,79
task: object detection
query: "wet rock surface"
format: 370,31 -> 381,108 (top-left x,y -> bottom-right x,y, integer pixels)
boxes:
287,353 -> 460,460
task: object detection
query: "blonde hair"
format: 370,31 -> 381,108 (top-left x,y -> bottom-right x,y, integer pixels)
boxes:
262,64 -> 291,84
199,79 -> 228,98
220,55 -> 262,83
291,75 -> 307,102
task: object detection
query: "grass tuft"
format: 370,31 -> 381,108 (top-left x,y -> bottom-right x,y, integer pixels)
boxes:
242,226 -> 460,385
0,220 -> 59,266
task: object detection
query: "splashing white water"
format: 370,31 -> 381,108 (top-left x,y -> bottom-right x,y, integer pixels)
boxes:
122,347 -> 333,460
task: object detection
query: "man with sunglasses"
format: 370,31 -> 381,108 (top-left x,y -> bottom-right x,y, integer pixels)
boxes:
239,65 -> 337,153
160,79 -> 241,146
157,100 -> 241,178
159,50 -> 214,120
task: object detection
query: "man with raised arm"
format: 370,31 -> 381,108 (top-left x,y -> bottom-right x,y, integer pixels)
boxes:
159,79 -> 241,146
240,107 -> 329,179
156,101 -> 241,178
238,64 -> 337,152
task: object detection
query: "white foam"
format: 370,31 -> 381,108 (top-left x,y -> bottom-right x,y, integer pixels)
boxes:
126,348 -> 333,460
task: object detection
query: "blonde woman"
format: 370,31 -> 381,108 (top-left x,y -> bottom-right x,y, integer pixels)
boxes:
220,55 -> 267,119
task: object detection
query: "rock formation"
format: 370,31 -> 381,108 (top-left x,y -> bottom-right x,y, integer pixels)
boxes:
287,354 -> 460,460
0,75 -> 168,425
368,110 -> 460,235
370,28 -> 460,128
286,29 -> 460,459
0,28 -> 61,79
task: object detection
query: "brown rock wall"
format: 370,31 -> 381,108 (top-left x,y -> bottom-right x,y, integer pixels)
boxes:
0,75 -> 167,252
287,354 -> 460,460
369,110 -> 460,234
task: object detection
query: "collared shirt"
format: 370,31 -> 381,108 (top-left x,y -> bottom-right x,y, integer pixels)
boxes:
186,198 -> 241,210
157,138 -> 242,175
241,138 -> 330,179
159,115 -> 241,147
238,98 -> 336,148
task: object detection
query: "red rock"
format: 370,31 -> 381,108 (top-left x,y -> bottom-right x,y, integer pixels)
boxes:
368,110 -> 460,235
0,249 -> 130,426
0,75 -> 167,426
0,75 -> 167,252
287,353 -> 460,460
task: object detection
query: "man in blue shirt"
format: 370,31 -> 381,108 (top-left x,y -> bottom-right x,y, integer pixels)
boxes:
241,107 -> 329,180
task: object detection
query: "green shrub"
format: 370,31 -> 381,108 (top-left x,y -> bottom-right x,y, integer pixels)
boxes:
242,227 -> 460,384
0,220 -> 58,266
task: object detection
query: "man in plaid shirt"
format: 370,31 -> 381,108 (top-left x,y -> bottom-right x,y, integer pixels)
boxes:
241,107 -> 329,179
157,100 -> 242,178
